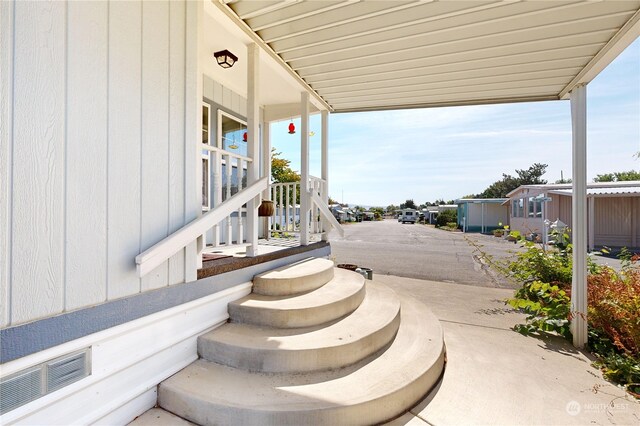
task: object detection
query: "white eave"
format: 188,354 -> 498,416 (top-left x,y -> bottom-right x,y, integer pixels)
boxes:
219,0 -> 640,113
506,180 -> 640,198
548,186 -> 640,197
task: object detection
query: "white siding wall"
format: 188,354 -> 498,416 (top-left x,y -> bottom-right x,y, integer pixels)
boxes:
594,196 -> 637,247
1,0 -> 200,327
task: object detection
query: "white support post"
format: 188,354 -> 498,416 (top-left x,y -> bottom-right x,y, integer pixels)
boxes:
588,196 -> 595,251
213,150 -> 222,246
300,92 -> 310,245
261,121 -> 271,239
185,0 -> 203,279
321,110 -> 329,241
570,84 -> 588,349
246,43 -> 260,257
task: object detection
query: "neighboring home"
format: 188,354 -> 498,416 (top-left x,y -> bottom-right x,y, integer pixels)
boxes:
506,181 -> 640,249
363,211 -> 375,221
438,204 -> 458,213
423,208 -> 439,225
456,199 -> 510,233
330,205 -> 348,223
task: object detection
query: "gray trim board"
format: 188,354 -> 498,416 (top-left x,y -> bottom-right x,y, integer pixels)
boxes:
1,245 -> 331,363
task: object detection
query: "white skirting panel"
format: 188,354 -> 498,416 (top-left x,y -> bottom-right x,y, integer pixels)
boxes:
0,283 -> 252,425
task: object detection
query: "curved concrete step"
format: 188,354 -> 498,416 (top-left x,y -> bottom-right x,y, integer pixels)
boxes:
159,294 -> 445,426
229,268 -> 366,328
252,258 -> 334,296
198,283 -> 401,373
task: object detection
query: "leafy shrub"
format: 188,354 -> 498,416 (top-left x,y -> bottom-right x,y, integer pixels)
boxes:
506,244 -> 572,286
435,209 -> 457,227
446,222 -> 458,229
503,241 -> 640,396
507,280 -> 571,338
588,262 -> 640,356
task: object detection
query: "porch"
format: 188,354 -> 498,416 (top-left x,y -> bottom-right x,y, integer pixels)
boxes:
198,237 -> 326,279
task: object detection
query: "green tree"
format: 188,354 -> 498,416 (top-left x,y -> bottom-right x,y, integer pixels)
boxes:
370,207 -> 384,220
480,163 -> 548,198
271,149 -> 300,183
271,149 -> 300,205
594,170 -> 640,182
386,204 -> 398,213
400,199 -> 417,209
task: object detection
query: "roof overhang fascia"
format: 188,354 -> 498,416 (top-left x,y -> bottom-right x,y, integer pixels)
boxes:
333,94 -> 560,114
559,8 -> 640,99
213,0 -> 332,112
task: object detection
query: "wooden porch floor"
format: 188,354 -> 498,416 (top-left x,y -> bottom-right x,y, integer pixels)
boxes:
197,238 -> 328,280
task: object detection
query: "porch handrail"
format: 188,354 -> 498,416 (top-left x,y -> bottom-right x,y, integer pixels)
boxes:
202,145 -> 253,164
309,190 -> 344,238
136,176 -> 268,277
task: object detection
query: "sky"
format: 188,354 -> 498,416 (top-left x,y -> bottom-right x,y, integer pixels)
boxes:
271,39 -> 640,208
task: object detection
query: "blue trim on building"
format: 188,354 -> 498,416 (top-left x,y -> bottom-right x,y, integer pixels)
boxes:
1,245 -> 331,363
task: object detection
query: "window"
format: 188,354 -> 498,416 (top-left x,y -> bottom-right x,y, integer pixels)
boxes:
518,198 -> 524,217
202,103 -> 211,210
512,199 -> 526,218
219,111 -> 247,156
528,198 -> 535,218
534,198 -> 543,218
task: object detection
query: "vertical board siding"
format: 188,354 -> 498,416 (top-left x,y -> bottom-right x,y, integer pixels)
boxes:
107,0 -> 143,300
0,0 -> 15,327
559,195 -> 572,227
594,197 -> 633,246
5,0 -> 198,325
65,1 -> 108,310
183,0 -> 202,283
11,0 -> 66,324
168,0 -> 187,285
140,0 -> 171,291
631,197 -> 640,247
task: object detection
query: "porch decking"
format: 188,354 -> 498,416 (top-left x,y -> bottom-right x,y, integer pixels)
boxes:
197,238 -> 327,280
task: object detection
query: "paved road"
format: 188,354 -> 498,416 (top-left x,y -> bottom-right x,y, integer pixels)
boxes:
329,219 -> 521,288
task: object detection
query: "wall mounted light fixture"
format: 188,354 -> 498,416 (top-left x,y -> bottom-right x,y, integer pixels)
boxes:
214,50 -> 238,68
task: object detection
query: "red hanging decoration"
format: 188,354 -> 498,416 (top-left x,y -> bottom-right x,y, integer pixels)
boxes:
288,122 -> 296,134
243,132 -> 247,142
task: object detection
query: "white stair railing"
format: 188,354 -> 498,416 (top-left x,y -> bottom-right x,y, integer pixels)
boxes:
309,189 -> 344,238
204,145 -> 254,248
136,177 -> 268,277
270,182 -> 300,234
267,176 -> 343,239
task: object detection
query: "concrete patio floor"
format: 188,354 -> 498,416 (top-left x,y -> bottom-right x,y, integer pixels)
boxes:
379,274 -> 640,426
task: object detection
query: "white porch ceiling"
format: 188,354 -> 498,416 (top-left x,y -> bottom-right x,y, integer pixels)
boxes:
219,0 -> 640,113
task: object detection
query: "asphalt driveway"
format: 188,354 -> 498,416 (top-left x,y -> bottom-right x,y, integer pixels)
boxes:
329,219 -> 521,288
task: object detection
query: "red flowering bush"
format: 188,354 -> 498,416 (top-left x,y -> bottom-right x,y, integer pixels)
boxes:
588,261 -> 640,356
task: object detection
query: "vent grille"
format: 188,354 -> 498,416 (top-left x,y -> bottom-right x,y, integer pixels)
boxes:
0,368 -> 42,414
47,352 -> 89,392
0,349 -> 90,415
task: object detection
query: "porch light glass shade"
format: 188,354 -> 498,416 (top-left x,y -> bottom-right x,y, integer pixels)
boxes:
214,50 -> 238,68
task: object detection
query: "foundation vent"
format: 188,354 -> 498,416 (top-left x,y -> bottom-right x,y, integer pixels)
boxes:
0,349 -> 90,415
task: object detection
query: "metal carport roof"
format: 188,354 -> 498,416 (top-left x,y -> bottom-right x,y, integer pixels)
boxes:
217,0 -> 640,112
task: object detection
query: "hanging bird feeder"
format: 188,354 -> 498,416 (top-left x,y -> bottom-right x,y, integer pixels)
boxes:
288,122 -> 296,134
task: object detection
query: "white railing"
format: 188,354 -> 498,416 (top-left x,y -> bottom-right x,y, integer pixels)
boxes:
270,181 -> 300,234
268,175 -> 343,238
203,145 -> 253,248
136,176 -> 267,277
